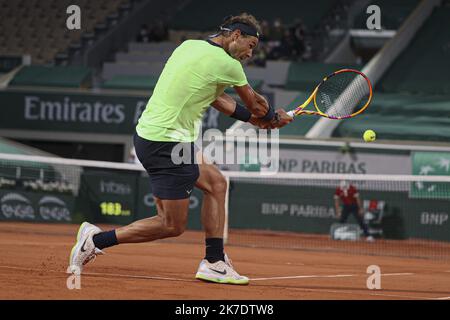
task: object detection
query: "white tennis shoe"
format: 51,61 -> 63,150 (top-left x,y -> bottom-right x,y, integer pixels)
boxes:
68,222 -> 104,274
195,254 -> 249,285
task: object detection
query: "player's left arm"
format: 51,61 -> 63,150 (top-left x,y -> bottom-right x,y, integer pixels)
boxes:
211,93 -> 275,129
210,93 -> 236,116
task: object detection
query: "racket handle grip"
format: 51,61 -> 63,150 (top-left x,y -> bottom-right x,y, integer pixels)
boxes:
287,110 -> 295,118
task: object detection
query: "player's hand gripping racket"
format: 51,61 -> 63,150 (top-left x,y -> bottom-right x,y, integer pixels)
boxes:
286,69 -> 373,120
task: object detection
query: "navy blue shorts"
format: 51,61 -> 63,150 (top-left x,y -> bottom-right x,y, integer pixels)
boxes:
133,133 -> 200,200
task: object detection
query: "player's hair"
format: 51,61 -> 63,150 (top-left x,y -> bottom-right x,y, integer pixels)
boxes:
220,13 -> 261,37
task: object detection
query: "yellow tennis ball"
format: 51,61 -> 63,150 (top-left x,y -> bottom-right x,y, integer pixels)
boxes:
363,130 -> 376,142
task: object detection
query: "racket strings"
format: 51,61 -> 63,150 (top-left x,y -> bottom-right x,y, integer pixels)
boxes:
316,72 -> 370,119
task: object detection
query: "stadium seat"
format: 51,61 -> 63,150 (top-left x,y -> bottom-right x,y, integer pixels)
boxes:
0,0 -> 131,65
9,65 -> 93,88
334,113 -> 450,142
378,7 -> 450,95
332,92 -> 450,142
170,0 -> 339,32
285,62 -> 360,91
101,74 -> 160,90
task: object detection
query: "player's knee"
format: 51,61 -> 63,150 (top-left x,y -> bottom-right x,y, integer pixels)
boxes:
211,174 -> 227,194
163,222 -> 185,237
170,225 -> 185,237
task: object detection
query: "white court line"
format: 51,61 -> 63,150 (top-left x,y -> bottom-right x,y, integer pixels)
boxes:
251,274 -> 354,281
250,273 -> 414,281
0,265 -> 414,282
0,265 -> 196,283
285,286 -> 440,300
83,271 -> 197,283
0,266 -> 44,272
0,265 -> 444,300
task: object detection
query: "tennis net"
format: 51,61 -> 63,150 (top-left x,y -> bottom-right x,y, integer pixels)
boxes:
223,171 -> 450,260
0,152 -> 449,259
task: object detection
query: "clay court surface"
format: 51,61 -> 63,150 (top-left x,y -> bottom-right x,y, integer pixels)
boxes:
0,222 -> 449,300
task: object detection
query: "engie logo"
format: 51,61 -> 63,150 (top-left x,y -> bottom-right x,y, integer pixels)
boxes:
0,193 -> 35,220
39,196 -> 71,222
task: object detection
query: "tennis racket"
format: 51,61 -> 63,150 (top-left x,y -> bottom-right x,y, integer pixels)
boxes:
286,69 -> 373,120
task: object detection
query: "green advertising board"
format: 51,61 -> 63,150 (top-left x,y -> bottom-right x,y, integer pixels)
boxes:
0,189 -> 75,223
0,90 -> 235,135
77,169 -> 140,225
228,182 -> 450,242
228,182 -> 337,234
76,171 -> 203,229
411,152 -> 450,200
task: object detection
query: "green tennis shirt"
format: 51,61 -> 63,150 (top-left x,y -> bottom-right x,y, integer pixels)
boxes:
136,39 -> 248,142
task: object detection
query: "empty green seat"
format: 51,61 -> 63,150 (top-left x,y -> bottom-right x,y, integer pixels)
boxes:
285,62 -> 360,91
334,114 -> 450,142
378,7 -> 450,95
9,66 -> 92,88
101,75 -> 160,90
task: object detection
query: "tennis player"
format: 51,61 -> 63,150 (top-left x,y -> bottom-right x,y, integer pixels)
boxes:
69,13 -> 292,285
